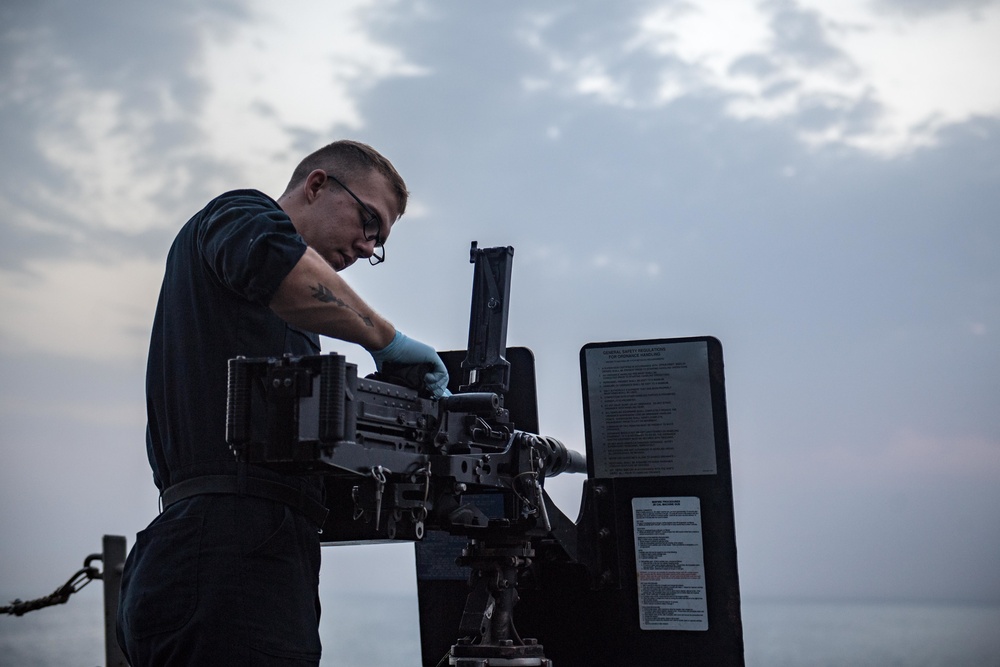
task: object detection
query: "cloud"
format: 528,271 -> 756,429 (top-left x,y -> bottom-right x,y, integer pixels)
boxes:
35,88 -> 188,235
872,0 -> 1000,18
515,0 -> 1000,156
0,0 -> 426,264
0,256 -> 162,361
193,0 -> 428,190
0,1 -> 238,266
0,0 -> 428,361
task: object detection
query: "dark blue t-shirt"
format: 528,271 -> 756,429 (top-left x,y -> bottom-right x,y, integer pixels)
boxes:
145,189 -> 320,491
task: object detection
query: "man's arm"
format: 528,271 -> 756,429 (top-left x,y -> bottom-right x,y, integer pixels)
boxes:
268,247 -> 451,397
268,247 -> 396,352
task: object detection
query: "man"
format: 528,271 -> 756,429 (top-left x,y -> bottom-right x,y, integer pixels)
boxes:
117,140 -> 447,665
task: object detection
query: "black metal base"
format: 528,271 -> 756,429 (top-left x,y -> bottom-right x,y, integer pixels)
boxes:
449,638 -> 552,666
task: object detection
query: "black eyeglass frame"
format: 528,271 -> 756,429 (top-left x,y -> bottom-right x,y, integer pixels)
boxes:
324,173 -> 385,265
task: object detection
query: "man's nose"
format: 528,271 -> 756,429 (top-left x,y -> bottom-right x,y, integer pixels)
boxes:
355,235 -> 377,258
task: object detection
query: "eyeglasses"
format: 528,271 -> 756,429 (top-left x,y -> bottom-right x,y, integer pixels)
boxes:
324,173 -> 385,265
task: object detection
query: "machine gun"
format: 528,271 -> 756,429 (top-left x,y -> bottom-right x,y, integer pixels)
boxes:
226,243 -> 587,666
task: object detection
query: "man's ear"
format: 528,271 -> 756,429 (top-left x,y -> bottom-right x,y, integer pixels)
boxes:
303,169 -> 328,203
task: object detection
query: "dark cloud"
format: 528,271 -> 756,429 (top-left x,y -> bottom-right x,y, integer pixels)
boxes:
729,53 -> 782,79
765,0 -> 854,70
872,0 -> 999,17
726,0 -> 858,103
790,88 -> 884,136
0,212 -> 80,266
2,0 -> 245,100
0,0 -> 249,270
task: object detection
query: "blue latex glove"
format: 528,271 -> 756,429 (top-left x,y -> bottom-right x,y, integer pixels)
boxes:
370,330 -> 451,398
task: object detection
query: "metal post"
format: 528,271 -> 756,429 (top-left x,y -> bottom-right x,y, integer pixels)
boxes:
101,535 -> 128,667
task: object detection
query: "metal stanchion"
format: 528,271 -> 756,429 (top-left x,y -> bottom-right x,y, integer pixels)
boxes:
101,535 -> 128,667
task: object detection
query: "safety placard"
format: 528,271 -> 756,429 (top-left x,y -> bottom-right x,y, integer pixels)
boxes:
584,340 -> 717,478
633,496 -> 708,631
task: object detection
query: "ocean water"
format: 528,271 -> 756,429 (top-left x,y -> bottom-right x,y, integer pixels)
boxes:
1,592 -> 998,666
739,599 -> 1000,667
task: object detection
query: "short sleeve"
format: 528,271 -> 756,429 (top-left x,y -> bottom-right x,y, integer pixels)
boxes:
196,190 -> 308,306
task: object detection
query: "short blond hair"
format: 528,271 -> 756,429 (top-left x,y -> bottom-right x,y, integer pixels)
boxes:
283,140 -> 408,215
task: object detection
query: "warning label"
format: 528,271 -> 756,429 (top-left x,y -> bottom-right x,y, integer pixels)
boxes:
632,496 -> 708,631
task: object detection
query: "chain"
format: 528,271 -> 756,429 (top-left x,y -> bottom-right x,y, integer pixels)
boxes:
1,554 -> 103,617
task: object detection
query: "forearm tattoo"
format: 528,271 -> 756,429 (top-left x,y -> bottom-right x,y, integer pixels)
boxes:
309,283 -> 374,327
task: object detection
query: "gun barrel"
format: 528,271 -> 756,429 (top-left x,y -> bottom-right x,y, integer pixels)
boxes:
562,449 -> 588,475
526,433 -> 587,477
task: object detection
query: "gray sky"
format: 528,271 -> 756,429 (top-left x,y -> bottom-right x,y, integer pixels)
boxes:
1,0 -> 998,619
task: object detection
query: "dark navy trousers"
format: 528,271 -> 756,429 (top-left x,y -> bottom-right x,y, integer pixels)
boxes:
117,494 -> 322,666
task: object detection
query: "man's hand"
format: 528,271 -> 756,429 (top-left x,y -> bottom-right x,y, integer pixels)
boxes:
370,331 -> 451,398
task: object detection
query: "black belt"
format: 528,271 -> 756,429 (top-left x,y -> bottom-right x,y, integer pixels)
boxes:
161,475 -> 329,528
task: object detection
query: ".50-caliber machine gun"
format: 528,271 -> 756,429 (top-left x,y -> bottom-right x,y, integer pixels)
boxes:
226,243 -> 585,666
